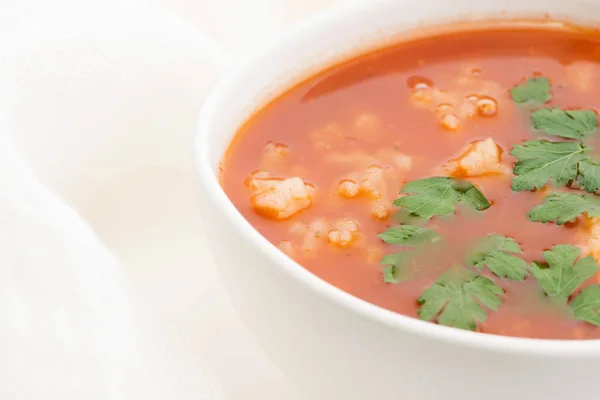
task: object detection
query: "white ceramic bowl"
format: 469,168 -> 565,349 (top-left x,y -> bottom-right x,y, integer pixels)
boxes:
196,1 -> 600,398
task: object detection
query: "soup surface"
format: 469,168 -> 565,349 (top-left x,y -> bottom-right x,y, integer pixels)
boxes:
221,23 -> 600,339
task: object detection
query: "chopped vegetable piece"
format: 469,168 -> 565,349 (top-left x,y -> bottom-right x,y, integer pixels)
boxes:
572,285 -> 600,326
394,177 -> 490,220
510,140 -> 585,191
379,225 -> 441,283
444,138 -> 510,177
509,76 -> 552,104
530,244 -> 599,301
418,268 -> 503,331
531,108 -> 597,139
466,234 -> 528,280
528,192 -> 600,224
247,174 -> 315,219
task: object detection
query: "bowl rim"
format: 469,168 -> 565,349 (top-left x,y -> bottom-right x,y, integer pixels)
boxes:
195,0 -> 600,356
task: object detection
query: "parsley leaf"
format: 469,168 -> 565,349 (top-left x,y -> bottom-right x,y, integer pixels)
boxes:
530,244 -> 599,301
577,158 -> 600,194
510,140 -> 585,191
572,285 -> 600,326
418,268 -> 503,331
394,178 -> 459,219
509,76 -> 552,104
528,192 -> 600,224
380,254 -> 414,284
379,225 -> 441,283
531,108 -> 598,139
382,265 -> 400,284
466,234 -> 528,280
378,225 -> 441,246
394,177 -> 490,220
528,244 -> 600,326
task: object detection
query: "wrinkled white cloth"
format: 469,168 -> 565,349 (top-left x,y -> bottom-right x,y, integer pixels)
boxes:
0,0 -> 346,399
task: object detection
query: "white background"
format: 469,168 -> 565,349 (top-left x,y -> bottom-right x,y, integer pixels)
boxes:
80,1 -> 345,399
0,0 -> 353,399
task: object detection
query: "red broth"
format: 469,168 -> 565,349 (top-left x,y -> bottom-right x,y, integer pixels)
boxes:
221,24 -> 600,339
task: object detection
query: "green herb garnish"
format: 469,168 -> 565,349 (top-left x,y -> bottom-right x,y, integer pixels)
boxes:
528,192 -> 600,224
379,225 -> 441,283
418,268 -> 503,331
530,245 -> 598,300
531,108 -> 598,139
376,71 -> 600,332
466,234 -> 528,280
530,245 -> 600,326
510,140 -> 585,191
510,76 -> 552,104
577,158 -> 600,194
378,225 -> 441,246
394,177 -> 490,220
571,285 -> 600,326
382,265 -> 401,284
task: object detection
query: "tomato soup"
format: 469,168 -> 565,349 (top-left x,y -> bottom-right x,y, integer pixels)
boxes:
220,24 -> 600,339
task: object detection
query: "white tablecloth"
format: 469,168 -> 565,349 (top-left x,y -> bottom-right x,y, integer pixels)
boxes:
0,0 -> 349,398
